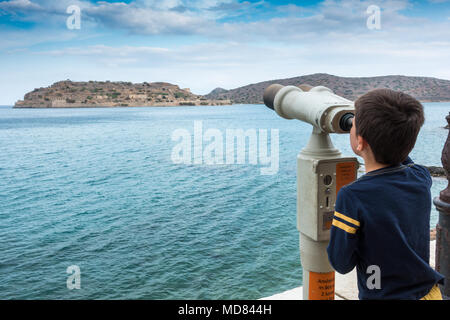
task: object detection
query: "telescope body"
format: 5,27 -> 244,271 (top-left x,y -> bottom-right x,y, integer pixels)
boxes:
263,85 -> 354,134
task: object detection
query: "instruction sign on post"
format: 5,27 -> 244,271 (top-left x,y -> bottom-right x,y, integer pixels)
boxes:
309,271 -> 335,300
336,162 -> 357,195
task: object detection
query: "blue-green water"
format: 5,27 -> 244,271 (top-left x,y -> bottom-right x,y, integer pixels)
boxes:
0,103 -> 448,300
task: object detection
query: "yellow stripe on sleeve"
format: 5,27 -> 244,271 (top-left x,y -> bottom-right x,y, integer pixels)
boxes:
334,211 -> 360,227
332,219 -> 357,234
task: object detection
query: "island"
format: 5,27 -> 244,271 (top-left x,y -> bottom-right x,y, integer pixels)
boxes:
14,80 -> 231,108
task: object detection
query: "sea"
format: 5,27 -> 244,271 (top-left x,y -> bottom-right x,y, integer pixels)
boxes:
0,103 -> 448,299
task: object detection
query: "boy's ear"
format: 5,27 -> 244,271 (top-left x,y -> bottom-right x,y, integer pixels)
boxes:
356,135 -> 367,152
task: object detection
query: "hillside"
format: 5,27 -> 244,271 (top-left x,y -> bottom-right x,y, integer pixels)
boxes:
14,80 -> 231,108
205,73 -> 450,104
14,74 -> 450,108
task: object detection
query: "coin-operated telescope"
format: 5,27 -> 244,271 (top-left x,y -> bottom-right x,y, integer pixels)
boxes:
264,84 -> 359,300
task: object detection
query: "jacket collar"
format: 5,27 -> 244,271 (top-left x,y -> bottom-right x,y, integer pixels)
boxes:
364,163 -> 406,177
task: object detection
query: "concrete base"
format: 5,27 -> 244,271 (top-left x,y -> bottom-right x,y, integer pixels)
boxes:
261,240 -> 436,300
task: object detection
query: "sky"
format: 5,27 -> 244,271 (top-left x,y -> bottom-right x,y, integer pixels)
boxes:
0,0 -> 450,104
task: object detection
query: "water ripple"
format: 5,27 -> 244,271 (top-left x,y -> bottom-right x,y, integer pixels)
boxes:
0,104 -> 447,299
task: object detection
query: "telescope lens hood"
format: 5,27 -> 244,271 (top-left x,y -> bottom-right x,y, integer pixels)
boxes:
263,84 -> 284,110
340,113 -> 354,132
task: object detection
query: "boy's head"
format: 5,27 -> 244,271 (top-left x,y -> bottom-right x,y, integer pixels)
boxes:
351,88 -> 425,165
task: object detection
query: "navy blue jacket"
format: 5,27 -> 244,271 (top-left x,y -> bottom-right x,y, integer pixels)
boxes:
327,157 -> 444,299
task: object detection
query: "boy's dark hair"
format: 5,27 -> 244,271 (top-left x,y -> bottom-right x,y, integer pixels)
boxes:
354,88 -> 425,165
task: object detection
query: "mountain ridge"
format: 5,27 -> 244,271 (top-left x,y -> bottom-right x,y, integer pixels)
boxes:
205,73 -> 450,104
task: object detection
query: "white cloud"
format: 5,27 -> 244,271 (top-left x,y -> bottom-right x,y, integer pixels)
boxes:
35,44 -> 170,57
0,0 -> 41,10
85,2 -> 212,35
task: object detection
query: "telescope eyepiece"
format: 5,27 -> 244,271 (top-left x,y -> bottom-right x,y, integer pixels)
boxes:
340,113 -> 354,132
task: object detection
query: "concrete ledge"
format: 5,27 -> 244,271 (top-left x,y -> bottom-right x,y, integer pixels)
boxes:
261,240 -> 436,300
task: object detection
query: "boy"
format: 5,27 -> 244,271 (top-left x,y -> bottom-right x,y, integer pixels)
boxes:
326,88 -> 444,300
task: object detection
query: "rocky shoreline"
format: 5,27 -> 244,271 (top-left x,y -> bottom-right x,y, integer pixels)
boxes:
426,166 -> 447,177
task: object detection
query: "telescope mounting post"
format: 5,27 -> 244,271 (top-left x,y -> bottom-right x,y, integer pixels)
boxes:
297,119 -> 358,300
